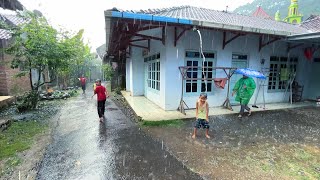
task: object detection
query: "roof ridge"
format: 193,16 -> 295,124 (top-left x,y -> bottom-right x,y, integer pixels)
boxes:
302,15 -> 320,23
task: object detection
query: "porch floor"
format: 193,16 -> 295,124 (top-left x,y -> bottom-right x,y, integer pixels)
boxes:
0,96 -> 15,109
121,91 -> 315,121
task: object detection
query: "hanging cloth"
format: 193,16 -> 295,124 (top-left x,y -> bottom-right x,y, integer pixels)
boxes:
304,48 -> 313,61
214,78 -> 228,89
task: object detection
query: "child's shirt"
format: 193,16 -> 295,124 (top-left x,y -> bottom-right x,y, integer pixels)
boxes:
197,101 -> 208,120
80,77 -> 86,85
95,85 -> 106,101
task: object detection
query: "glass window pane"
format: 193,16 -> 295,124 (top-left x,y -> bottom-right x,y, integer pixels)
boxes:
207,83 -> 212,92
201,83 -> 206,92
193,61 -> 198,66
192,72 -> 197,78
186,83 -> 191,92
187,61 -> 192,66
192,83 -> 197,92
187,72 -> 191,78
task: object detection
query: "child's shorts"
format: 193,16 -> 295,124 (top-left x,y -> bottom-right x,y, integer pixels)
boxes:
194,119 -> 210,129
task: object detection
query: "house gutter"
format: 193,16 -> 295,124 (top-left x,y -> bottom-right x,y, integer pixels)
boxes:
286,32 -> 320,41
104,10 -> 300,37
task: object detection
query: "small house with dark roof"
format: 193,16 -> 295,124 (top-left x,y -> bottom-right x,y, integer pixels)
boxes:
104,5 -> 320,111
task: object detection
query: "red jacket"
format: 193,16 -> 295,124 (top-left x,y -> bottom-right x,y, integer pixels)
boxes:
80,77 -> 86,85
94,85 -> 106,101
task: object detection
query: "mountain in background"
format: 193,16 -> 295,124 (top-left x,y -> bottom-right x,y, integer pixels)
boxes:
233,0 -> 320,21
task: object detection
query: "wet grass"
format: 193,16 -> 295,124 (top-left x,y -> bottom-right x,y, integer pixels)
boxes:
0,120 -> 47,160
0,156 -> 21,177
229,144 -> 320,179
141,119 -> 186,127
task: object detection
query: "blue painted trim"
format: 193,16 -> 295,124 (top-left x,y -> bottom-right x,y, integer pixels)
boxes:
153,15 -> 178,23
178,18 -> 192,25
110,11 -> 192,25
123,12 -> 153,21
111,11 -> 122,18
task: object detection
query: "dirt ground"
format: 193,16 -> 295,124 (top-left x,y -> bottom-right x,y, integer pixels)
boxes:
144,106 -> 320,180
0,100 -> 64,180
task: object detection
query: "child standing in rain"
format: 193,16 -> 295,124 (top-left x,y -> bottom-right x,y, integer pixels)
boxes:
192,93 -> 210,139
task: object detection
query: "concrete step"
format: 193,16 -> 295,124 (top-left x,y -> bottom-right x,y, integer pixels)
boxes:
0,96 -> 15,109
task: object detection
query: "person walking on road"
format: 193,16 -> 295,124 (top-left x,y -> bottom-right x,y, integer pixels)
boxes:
232,75 -> 256,118
79,75 -> 87,94
92,79 -> 109,122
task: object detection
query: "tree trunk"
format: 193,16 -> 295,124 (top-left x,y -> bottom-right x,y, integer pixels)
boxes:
29,60 -> 33,90
36,67 -> 42,91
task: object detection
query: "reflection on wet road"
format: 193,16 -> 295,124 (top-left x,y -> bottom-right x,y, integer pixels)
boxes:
36,93 -> 201,180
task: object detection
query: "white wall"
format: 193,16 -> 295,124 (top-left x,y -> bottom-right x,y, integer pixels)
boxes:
126,58 -> 131,91
301,50 -> 320,99
129,47 -> 144,96
163,27 -> 309,110
128,26 -> 318,111
126,28 -> 167,109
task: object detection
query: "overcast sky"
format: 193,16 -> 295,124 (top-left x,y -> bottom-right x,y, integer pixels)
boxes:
9,0 -> 253,51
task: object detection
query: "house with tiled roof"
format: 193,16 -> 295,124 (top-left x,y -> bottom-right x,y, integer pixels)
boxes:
300,15 -> 320,32
104,5 -> 320,111
0,13 -> 31,96
252,6 -> 272,20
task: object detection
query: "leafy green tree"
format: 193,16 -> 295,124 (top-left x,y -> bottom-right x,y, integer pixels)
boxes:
102,64 -> 114,81
5,11 -> 92,109
6,11 -> 64,91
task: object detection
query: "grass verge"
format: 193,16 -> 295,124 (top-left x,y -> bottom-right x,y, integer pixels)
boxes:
141,119 -> 185,128
229,144 -> 320,179
0,120 -> 47,176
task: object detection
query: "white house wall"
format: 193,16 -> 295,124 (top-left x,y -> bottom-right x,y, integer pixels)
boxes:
126,58 -> 131,91
128,47 -> 144,96
301,50 -> 320,99
163,27 -> 309,110
127,28 -> 167,109
128,26 -> 317,111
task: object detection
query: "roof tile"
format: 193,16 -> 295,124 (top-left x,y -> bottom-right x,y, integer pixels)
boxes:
0,29 -> 11,39
300,15 -> 320,32
113,6 -> 310,35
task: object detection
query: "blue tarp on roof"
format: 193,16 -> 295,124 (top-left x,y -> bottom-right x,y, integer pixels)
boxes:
111,11 -> 192,25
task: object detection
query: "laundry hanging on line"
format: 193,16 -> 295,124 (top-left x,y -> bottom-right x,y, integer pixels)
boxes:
213,78 -> 228,89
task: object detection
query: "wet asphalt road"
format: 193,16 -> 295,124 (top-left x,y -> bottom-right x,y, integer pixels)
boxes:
36,91 -> 201,180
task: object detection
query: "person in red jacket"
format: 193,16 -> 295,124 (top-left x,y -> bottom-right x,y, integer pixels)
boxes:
78,75 -> 87,94
92,79 -> 109,122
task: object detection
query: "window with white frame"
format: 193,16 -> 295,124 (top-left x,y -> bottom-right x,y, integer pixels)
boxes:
268,56 -> 298,91
145,53 -> 160,91
185,51 -> 215,93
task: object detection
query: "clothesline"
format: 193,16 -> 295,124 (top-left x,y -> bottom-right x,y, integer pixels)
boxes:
178,66 -> 237,114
